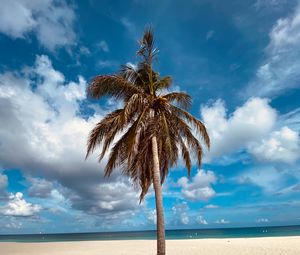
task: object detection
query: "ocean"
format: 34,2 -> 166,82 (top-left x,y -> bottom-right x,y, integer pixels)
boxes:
1,225 -> 300,242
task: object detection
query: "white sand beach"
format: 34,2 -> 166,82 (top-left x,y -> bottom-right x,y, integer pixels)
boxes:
1,236 -> 300,255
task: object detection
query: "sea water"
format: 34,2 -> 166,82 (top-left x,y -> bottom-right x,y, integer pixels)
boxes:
1,225 -> 300,242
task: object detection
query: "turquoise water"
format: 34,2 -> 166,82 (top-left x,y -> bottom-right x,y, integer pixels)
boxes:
1,225 -> 300,242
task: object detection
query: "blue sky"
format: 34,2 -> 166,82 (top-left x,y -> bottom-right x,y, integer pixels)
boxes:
0,0 -> 300,234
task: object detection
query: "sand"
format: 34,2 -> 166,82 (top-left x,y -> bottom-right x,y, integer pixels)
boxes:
1,236 -> 300,255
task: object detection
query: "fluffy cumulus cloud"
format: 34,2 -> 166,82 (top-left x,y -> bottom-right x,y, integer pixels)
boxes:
246,3 -> 300,97
172,202 -> 189,225
196,215 -> 208,225
0,0 -> 76,50
0,192 -> 41,217
249,127 -> 300,164
147,209 -> 157,224
5,221 -> 23,230
0,55 -> 140,222
201,97 -> 276,160
201,97 -> 300,164
178,169 -> 217,201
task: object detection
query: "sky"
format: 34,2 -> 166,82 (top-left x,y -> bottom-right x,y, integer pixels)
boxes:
0,0 -> 300,234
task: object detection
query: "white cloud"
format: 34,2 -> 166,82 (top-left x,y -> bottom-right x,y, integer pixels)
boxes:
245,3 -> 300,97
0,0 -> 76,51
268,5 -> 300,53
172,202 -> 189,225
181,214 -> 189,225
272,182 -> 300,196
5,221 -> 23,229
201,97 -> 300,164
279,107 -> 300,132
79,46 -> 91,56
0,0 -> 35,38
98,40 -> 109,52
147,209 -> 157,224
215,219 -> 230,224
205,204 -> 219,209
0,55 -> 140,219
178,169 -> 217,201
201,97 -> 277,161
197,215 -> 208,225
249,126 -> 300,164
0,192 -> 41,217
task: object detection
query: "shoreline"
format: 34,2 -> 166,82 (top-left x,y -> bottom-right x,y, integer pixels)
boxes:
1,236 -> 300,255
1,234 -> 300,243
2,225 -> 300,242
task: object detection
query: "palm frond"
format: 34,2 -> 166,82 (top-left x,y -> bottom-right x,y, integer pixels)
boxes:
104,108 -> 149,177
163,92 -> 191,110
124,93 -> 148,122
104,136 -> 128,177
86,109 -> 124,159
154,76 -> 173,91
119,63 -> 139,84
86,28 -> 211,206
126,123 -> 155,202
178,137 -> 192,177
170,105 -> 210,148
169,114 -> 203,167
159,111 -> 173,160
137,27 -> 158,64
87,75 -> 143,100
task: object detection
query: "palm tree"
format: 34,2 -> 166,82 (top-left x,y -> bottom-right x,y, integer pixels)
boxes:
85,28 -> 210,255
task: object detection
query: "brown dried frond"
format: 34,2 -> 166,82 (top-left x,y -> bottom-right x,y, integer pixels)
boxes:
154,76 -> 173,91
170,105 -> 210,149
86,29 -> 211,203
87,75 -> 142,100
137,27 -> 158,64
163,92 -> 192,110
86,109 -> 124,159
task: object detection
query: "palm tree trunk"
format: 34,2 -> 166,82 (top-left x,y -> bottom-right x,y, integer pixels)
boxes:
151,135 -> 166,255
